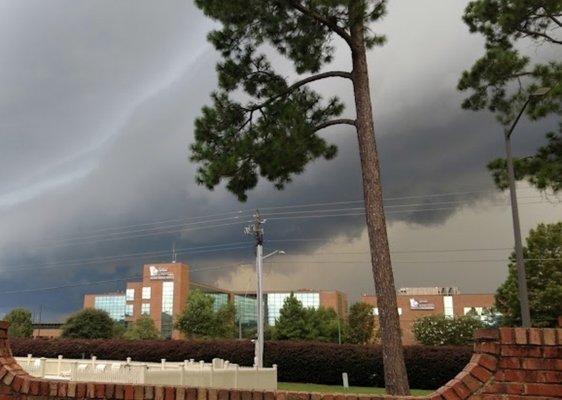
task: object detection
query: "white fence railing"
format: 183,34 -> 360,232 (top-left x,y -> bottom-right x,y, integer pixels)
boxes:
15,355 -> 277,391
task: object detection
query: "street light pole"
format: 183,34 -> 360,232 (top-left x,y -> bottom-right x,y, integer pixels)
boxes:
503,87 -> 550,327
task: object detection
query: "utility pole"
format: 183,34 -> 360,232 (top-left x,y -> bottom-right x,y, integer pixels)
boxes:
244,211 -> 265,368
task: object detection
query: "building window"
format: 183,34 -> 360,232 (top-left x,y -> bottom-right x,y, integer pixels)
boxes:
464,307 -> 483,316
372,307 -> 402,316
94,295 -> 126,321
209,293 -> 229,311
161,281 -> 174,339
125,304 -> 134,317
141,303 -> 150,315
443,296 -> 454,318
234,295 -> 257,325
142,287 -> 151,300
126,288 -> 135,301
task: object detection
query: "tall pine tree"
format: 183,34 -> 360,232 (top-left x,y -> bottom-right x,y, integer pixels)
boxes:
190,1 -> 408,393
458,0 -> 562,192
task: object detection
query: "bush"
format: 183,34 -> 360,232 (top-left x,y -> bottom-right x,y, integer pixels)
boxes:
10,338 -> 471,390
61,309 -> 115,339
412,315 -> 484,345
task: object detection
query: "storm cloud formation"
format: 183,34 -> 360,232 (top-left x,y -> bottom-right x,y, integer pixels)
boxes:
0,0 -> 560,320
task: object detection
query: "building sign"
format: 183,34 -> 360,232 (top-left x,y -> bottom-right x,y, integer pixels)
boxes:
149,265 -> 174,280
409,298 -> 435,310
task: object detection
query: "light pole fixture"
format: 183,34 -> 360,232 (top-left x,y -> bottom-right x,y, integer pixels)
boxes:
504,86 -> 550,327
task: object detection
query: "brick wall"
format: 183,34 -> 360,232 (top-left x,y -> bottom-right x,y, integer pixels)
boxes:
1,321 -> 560,400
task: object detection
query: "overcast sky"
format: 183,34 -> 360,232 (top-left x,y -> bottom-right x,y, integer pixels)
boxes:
0,0 -> 560,321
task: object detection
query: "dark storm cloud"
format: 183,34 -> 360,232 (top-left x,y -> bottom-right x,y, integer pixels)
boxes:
0,0 -> 559,319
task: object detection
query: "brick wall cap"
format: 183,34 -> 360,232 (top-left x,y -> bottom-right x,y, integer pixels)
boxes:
474,329 -> 499,341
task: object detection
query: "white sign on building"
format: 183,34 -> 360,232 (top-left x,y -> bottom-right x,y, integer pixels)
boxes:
149,265 -> 174,280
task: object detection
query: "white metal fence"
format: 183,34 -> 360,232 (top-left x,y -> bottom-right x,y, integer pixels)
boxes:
15,355 -> 277,390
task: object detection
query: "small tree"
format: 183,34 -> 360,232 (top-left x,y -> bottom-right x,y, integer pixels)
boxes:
347,302 -> 376,344
412,315 -> 484,346
175,289 -> 236,339
123,316 -> 161,340
215,302 -> 237,339
61,309 -> 115,339
496,222 -> 562,327
4,308 -> 33,338
272,294 -> 308,340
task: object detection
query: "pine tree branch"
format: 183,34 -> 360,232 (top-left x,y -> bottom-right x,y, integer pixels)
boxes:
314,119 -> 356,131
548,14 -> 562,28
245,70 -> 352,112
287,0 -> 353,46
517,28 -> 562,44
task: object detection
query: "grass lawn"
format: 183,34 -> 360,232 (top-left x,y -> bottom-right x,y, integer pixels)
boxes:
277,383 -> 433,396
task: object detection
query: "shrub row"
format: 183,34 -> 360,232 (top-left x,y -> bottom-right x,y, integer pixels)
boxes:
10,338 -> 471,390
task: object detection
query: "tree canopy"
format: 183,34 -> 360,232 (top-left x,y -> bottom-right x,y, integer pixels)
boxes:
123,315 -> 161,340
271,294 -> 341,342
61,309 -> 115,339
191,0 -> 387,200
175,289 -> 236,339
347,302 -> 377,344
412,315 -> 485,346
458,0 -> 562,192
495,222 -> 562,327
4,308 -> 33,338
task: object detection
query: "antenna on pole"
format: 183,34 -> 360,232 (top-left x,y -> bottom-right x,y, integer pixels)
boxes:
244,210 -> 265,246
172,242 -> 177,263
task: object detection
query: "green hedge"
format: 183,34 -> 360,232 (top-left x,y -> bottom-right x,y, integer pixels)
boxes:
10,338 -> 471,390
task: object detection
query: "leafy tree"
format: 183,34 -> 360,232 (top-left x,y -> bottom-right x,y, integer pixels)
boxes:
190,0 -> 409,393
271,294 -> 341,342
496,222 -> 562,327
4,308 -> 33,338
214,302 -> 237,339
61,309 -> 115,339
347,302 -> 376,344
175,289 -> 236,339
272,294 -> 309,340
458,0 -> 562,192
412,315 -> 485,346
112,321 -> 127,338
123,316 -> 161,340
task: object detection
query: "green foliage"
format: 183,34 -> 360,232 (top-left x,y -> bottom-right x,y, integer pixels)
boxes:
458,0 -> 562,192
412,315 -> 485,346
191,0 -> 388,201
347,302 -> 377,344
112,321 -> 127,338
495,222 -> 562,327
175,289 -> 236,339
487,128 -> 562,192
4,308 -> 33,338
271,294 -> 341,342
61,309 -> 115,339
123,316 -> 161,340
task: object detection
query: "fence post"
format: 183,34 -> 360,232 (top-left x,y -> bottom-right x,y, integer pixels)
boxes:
70,361 -> 78,381
234,365 -> 239,389
180,365 -> 185,386
26,354 -> 32,367
161,359 -> 166,370
91,356 -> 97,368
57,355 -> 63,376
126,357 -> 132,365
199,361 -> 205,388
39,358 -> 46,378
140,364 -> 147,385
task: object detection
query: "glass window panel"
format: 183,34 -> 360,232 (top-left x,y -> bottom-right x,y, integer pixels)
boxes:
94,295 -> 126,321
141,303 -> 150,315
161,282 -> 174,339
126,288 -> 135,301
142,287 -> 151,300
125,304 -> 133,317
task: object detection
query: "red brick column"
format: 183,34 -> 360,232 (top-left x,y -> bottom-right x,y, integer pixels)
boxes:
0,321 -> 561,400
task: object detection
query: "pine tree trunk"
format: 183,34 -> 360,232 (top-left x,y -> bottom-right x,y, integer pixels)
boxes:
349,8 -> 410,397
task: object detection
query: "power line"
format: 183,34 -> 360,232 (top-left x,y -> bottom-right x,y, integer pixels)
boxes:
264,258 -> 561,264
0,275 -> 142,295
